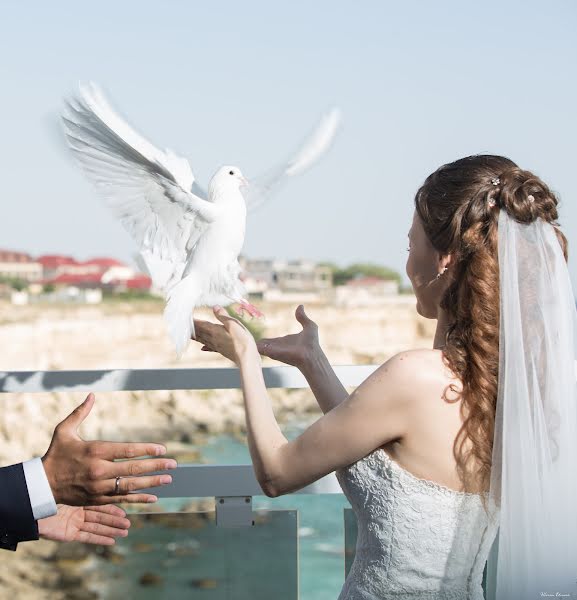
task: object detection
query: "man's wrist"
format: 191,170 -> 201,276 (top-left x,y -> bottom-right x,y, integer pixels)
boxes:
40,455 -> 59,504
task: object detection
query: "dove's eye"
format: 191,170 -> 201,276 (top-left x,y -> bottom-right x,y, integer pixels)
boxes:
229,170 -> 234,175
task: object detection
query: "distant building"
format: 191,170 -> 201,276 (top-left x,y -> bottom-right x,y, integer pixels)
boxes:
0,250 -> 42,282
37,255 -> 124,279
334,276 -> 400,306
0,250 -> 151,304
239,257 -> 332,301
37,255 -> 78,279
110,273 -> 153,291
37,255 -> 151,294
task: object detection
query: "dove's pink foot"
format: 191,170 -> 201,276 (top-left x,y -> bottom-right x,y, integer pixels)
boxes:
234,300 -> 265,319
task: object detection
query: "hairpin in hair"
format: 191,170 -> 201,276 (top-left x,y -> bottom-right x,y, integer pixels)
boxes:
488,196 -> 496,208
528,194 -> 535,203
490,177 -> 500,186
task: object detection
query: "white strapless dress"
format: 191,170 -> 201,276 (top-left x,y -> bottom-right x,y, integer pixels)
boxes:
335,448 -> 500,600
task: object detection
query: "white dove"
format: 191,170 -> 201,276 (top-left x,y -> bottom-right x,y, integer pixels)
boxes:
61,82 -> 341,357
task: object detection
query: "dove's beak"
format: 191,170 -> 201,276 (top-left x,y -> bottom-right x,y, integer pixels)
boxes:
240,176 -> 250,188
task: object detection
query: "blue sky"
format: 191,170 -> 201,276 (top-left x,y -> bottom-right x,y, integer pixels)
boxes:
1,0 -> 576,287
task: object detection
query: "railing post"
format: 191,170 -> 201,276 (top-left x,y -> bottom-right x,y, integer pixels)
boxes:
215,495 -> 255,527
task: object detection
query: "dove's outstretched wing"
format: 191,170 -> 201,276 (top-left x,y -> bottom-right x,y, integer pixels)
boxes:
61,82 -> 216,292
242,107 -> 342,212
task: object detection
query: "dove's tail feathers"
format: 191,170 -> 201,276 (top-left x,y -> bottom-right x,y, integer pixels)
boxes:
163,271 -> 202,359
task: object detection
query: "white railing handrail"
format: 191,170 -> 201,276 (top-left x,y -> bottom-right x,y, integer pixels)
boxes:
0,365 -> 379,394
0,365 -> 380,498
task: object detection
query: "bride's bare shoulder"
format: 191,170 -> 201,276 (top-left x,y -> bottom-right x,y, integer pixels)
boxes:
387,348 -> 463,394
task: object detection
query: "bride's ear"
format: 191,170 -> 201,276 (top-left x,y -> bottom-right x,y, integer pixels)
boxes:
438,251 -> 454,273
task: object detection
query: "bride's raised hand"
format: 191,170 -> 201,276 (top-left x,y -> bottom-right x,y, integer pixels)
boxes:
256,305 -> 319,368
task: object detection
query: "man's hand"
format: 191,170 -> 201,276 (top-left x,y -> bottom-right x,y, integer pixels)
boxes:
42,393 -> 177,505
38,504 -> 130,545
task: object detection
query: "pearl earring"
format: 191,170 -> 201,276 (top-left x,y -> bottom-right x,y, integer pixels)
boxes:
425,266 -> 449,287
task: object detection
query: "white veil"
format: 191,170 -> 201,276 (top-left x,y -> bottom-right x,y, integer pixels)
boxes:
484,207 -> 577,598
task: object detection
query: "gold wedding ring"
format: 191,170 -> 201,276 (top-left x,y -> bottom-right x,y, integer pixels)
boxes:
114,476 -> 122,495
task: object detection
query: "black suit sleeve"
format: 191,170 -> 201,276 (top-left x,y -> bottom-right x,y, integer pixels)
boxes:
0,463 -> 39,551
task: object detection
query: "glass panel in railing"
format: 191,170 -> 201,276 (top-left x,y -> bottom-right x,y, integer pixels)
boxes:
69,508 -> 298,599
256,492 -> 350,600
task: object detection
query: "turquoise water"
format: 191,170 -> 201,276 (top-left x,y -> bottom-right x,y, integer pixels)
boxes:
99,419 -> 352,600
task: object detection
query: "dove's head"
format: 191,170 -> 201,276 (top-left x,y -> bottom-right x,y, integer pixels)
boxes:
208,166 -> 249,199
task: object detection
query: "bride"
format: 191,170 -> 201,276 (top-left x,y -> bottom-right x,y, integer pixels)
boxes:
192,154 -> 577,599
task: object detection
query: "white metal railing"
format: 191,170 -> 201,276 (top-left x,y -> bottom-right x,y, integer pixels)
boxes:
0,365 -> 378,526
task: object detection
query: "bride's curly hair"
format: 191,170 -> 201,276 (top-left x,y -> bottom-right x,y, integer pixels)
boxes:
414,154 -> 568,514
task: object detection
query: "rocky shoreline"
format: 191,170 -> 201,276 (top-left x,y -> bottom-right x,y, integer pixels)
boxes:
0,298 -> 435,598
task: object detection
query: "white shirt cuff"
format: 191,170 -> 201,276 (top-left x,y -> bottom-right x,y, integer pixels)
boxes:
22,457 -> 58,520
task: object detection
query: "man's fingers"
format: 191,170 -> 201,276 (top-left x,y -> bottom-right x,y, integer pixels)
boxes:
116,474 -> 173,494
57,393 -> 96,433
92,442 -> 167,460
76,531 -> 116,546
99,458 -> 177,479
91,474 -> 173,496
92,493 -> 159,505
84,504 -> 127,518
80,520 -> 128,538
84,509 -> 130,530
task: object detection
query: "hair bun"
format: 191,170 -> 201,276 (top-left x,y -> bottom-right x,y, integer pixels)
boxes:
497,167 -> 558,223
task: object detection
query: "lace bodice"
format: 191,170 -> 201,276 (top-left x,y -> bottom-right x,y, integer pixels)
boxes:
335,448 -> 500,600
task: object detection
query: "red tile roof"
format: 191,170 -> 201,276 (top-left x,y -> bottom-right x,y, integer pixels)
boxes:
37,255 -> 78,267
115,275 -> 152,289
48,273 -> 104,285
82,258 -> 125,268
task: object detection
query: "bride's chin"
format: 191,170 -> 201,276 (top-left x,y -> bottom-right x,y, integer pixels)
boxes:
415,297 -> 435,320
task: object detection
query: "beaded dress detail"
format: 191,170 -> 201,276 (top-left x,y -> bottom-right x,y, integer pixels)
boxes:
335,448 -> 499,600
